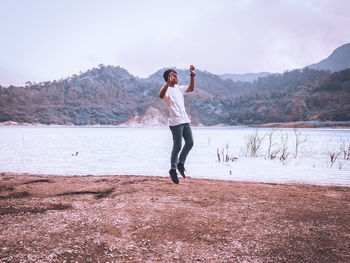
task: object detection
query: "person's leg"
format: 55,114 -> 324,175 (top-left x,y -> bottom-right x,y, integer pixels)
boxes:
169,124 -> 184,170
179,123 -> 194,165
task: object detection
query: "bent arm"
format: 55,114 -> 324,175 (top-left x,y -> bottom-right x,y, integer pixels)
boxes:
186,74 -> 195,93
186,65 -> 195,93
159,82 -> 169,99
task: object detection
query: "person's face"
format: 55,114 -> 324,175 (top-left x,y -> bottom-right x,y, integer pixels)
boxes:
169,71 -> 178,85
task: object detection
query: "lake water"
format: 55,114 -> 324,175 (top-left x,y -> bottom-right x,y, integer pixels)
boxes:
0,126 -> 349,186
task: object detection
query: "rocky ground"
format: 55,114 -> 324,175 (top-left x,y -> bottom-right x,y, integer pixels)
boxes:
0,172 -> 349,262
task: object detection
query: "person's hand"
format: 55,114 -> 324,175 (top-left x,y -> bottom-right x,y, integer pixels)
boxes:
190,65 -> 195,76
167,74 -> 174,84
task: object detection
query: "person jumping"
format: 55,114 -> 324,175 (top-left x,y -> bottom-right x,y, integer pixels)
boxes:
159,65 -> 195,184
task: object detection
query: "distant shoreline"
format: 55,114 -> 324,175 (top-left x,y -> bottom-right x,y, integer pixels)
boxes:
256,121 -> 350,128
1,120 -> 350,128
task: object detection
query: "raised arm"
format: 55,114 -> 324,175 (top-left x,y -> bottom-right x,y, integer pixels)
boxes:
159,81 -> 170,99
186,65 -> 195,93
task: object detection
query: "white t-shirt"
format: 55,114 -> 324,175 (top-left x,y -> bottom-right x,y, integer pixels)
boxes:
161,84 -> 191,126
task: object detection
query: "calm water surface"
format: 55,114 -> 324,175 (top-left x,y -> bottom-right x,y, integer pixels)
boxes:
0,126 -> 349,186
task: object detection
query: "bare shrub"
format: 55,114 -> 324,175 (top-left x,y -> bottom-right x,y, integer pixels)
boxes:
293,128 -> 307,158
279,132 -> 289,163
217,141 -> 229,162
245,129 -> 264,157
225,141 -> 230,162
328,151 -> 341,167
217,141 -> 238,163
270,148 -> 281,160
266,129 -> 280,159
339,139 -> 350,160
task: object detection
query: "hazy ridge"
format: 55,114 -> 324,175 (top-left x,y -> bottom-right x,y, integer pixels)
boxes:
307,43 -> 350,72
0,44 -> 349,126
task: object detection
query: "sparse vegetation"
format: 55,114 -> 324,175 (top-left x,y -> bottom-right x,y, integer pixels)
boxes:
218,128 -> 350,172
328,151 -> 342,168
339,139 -> 350,160
279,131 -> 290,163
243,129 -> 290,163
226,128 -> 314,165
266,128 -> 280,160
244,129 -> 264,157
217,141 -> 238,163
293,128 -> 308,158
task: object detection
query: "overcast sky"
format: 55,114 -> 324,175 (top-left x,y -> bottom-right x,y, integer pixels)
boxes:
0,0 -> 349,86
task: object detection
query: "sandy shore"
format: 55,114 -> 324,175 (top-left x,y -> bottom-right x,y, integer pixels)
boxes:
0,173 -> 349,262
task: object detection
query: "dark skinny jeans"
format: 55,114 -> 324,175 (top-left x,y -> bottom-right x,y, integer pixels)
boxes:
169,123 -> 194,170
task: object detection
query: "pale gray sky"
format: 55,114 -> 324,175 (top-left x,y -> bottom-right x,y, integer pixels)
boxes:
0,0 -> 349,86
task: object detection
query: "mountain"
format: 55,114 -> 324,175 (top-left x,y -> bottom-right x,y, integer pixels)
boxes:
220,42 -> 350,82
224,68 -> 350,125
306,43 -> 350,72
1,64 -> 348,126
0,65 -> 160,125
1,43 -> 350,126
0,65 -> 254,126
220,72 -> 272,82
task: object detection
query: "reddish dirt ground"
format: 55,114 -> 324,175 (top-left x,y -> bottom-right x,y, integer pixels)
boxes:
0,172 -> 349,262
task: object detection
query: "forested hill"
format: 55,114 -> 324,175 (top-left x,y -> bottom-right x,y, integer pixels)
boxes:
0,64 -> 349,126
307,43 -> 350,72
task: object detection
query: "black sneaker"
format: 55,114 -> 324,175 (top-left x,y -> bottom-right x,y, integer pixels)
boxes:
177,163 -> 186,178
169,169 -> 179,184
